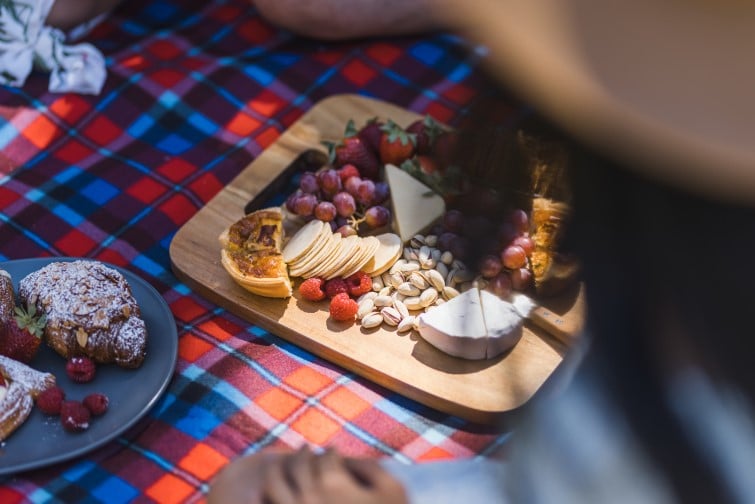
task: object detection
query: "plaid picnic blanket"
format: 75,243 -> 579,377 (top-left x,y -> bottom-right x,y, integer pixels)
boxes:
0,0 -> 519,501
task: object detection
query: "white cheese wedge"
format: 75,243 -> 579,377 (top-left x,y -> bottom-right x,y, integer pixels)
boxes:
417,287 -> 525,360
417,288 -> 488,360
509,292 -> 537,318
384,164 -> 445,243
479,290 -> 524,358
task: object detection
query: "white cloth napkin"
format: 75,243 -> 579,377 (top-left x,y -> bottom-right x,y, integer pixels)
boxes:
0,0 -> 106,94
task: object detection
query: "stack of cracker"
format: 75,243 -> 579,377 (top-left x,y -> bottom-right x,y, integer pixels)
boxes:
283,220 -> 402,280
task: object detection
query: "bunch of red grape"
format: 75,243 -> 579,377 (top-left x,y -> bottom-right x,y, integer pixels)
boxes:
285,163 -> 391,236
433,207 -> 534,298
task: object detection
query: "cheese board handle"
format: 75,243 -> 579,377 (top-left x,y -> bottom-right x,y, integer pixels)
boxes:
528,305 -> 581,344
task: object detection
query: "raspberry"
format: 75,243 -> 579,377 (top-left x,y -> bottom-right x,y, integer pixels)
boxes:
299,277 -> 326,301
329,292 -> 358,321
60,400 -> 91,432
83,393 -> 109,416
324,278 -> 349,299
345,271 -> 372,297
66,356 -> 96,383
36,386 -> 66,415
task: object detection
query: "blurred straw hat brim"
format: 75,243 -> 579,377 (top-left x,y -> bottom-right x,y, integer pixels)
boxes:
436,0 -> 755,204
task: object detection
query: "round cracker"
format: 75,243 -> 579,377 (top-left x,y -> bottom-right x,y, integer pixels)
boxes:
321,235 -> 362,279
364,233 -> 403,276
282,219 -> 326,263
289,232 -> 341,278
302,233 -> 350,279
288,226 -> 334,272
338,236 -> 381,279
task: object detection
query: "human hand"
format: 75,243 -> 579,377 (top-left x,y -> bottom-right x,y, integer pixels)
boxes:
208,447 -> 408,504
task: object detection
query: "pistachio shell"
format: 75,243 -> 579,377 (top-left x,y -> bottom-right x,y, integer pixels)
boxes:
425,269 -> 446,291
397,315 -> 416,333
397,282 -> 421,296
374,295 -> 394,307
361,312 -> 384,329
381,306 -> 402,326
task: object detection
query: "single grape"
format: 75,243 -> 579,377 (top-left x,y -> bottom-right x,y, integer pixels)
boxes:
508,209 -> 529,234
478,254 -> 503,279
285,190 -> 301,214
314,201 -> 337,222
299,171 -> 319,194
511,235 -> 535,256
364,205 -> 391,228
488,273 -> 513,298
437,232 -> 457,252
501,244 -> 527,269
449,235 -> 468,260
510,267 -> 532,291
336,225 -> 358,237
372,181 -> 390,205
332,191 -> 356,217
497,221 -> 518,248
443,209 -> 464,233
344,176 -> 362,196
293,193 -> 318,217
337,163 -> 360,183
356,179 -> 376,206
318,168 -> 341,198
430,223 -> 445,237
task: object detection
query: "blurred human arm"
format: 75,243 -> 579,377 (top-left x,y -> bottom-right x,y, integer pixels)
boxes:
208,447 -> 408,504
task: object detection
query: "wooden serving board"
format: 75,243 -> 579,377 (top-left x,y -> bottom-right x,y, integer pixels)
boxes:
169,94 -> 585,424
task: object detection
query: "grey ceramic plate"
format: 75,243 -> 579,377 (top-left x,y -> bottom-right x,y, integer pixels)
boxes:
0,258 -> 178,476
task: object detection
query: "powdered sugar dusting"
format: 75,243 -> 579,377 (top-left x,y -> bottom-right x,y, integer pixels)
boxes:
0,381 -> 33,441
18,261 -> 147,368
0,354 -> 55,397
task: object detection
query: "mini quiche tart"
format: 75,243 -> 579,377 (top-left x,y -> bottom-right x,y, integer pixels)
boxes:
219,207 -> 293,298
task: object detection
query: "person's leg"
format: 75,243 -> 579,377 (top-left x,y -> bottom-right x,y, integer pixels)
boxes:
252,0 -> 441,40
46,0 -> 124,31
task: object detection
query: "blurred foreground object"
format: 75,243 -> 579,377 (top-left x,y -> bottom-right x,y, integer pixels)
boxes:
435,0 -> 755,204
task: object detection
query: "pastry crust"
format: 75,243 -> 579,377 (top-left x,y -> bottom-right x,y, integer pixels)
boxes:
0,269 -> 15,332
18,261 -> 147,368
529,197 -> 580,297
0,355 -> 55,442
0,381 -> 33,442
0,354 -> 56,398
219,208 -> 292,298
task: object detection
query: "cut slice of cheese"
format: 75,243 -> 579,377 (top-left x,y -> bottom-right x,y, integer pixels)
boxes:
384,164 -> 445,244
417,287 -> 525,360
479,290 -> 524,358
416,288 -> 488,360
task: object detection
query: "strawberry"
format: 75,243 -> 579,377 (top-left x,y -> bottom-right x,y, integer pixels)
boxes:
357,117 -> 384,155
406,115 -> 443,155
378,119 -> 416,166
415,155 -> 440,176
432,130 -> 459,166
0,304 -> 46,363
326,136 -> 381,181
